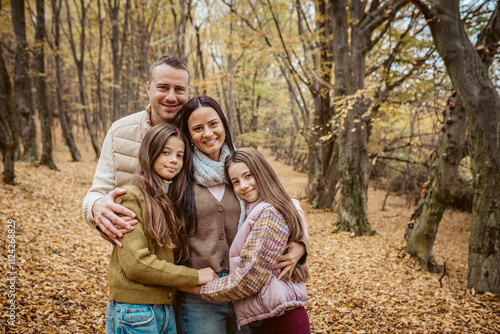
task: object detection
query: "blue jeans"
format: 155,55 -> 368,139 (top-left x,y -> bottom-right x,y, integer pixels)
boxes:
176,272 -> 250,334
106,301 -> 176,334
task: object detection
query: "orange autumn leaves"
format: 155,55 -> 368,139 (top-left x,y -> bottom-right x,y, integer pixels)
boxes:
1,148 -> 499,333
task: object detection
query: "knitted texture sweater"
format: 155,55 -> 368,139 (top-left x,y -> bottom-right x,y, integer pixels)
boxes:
108,184 -> 199,305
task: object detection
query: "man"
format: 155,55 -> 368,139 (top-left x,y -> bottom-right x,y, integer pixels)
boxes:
82,55 -> 190,246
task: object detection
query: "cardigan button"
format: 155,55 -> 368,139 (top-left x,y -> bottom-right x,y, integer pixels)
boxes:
217,205 -> 224,212
168,293 -> 172,298
218,233 -> 225,240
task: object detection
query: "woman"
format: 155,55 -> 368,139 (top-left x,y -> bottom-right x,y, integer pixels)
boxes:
173,96 -> 308,334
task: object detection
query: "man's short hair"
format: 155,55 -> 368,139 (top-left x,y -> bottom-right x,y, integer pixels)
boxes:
149,55 -> 190,83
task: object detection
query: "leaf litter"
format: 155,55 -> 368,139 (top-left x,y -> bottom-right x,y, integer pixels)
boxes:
0,147 -> 499,333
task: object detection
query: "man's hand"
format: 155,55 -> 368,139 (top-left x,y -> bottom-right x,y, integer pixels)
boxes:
92,188 -> 137,247
197,267 -> 218,285
275,242 -> 306,280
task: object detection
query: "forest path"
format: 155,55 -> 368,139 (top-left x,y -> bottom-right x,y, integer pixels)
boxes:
0,146 -> 498,333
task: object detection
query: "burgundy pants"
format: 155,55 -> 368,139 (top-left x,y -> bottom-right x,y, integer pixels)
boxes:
249,307 -> 310,334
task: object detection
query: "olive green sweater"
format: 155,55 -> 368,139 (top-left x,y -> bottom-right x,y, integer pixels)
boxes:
108,184 -> 199,305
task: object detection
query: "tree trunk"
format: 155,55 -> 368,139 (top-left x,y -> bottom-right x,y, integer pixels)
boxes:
330,0 -> 408,234
11,0 -> 37,162
336,99 -> 374,235
108,0 -> 130,121
0,45 -> 19,184
223,8 -> 239,139
250,69 -> 259,132
66,0 -> 101,157
96,0 -> 106,133
314,140 -> 339,208
406,93 -> 466,272
311,93 -> 337,209
412,0 -> 500,294
331,0 -> 375,235
52,0 -> 81,162
35,0 -> 57,170
407,0 -> 500,275
128,0 -> 159,113
178,0 -> 189,62
306,0 -> 334,206
194,24 -> 207,95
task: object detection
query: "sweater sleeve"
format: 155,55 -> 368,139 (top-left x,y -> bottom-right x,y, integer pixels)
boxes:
200,207 -> 289,301
293,199 -> 310,265
82,130 -> 116,228
114,188 -> 199,288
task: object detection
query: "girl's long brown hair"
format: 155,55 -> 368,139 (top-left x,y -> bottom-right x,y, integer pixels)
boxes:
224,148 -> 309,282
134,123 -> 190,263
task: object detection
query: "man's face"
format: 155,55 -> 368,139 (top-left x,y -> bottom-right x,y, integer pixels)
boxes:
147,64 -> 190,125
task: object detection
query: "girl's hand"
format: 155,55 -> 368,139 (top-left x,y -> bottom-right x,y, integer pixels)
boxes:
178,285 -> 201,294
197,267 -> 218,285
275,242 -> 306,280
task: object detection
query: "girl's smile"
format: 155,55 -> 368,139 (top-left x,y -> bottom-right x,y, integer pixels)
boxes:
227,162 -> 260,203
153,136 -> 185,180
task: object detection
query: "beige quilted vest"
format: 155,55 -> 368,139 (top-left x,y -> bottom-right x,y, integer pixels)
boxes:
110,109 -> 152,187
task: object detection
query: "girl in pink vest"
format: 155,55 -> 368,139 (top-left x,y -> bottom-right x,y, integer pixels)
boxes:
180,148 -> 310,333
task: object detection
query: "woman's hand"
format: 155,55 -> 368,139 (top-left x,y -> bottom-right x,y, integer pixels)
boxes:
197,267 -> 218,285
178,285 -> 201,294
275,242 -> 306,280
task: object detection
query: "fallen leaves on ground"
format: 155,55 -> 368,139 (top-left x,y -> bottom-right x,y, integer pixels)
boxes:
0,147 -> 499,333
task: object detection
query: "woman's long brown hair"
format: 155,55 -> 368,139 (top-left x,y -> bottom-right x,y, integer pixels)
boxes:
172,95 -> 236,232
224,148 -> 309,282
134,123 -> 190,263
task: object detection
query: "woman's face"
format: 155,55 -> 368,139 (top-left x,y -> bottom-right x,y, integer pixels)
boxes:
187,106 -> 226,161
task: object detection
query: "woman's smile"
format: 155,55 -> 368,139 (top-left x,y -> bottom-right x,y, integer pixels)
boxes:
188,106 -> 226,161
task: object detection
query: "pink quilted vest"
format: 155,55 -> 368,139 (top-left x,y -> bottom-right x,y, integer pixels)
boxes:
230,199 -> 307,327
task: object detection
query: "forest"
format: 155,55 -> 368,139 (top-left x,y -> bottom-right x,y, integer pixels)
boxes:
0,0 -> 499,332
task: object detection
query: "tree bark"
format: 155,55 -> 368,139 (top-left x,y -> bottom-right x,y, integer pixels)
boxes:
411,0 -> 500,294
0,45 -> 19,184
406,93 -> 466,272
331,0 -> 374,235
331,0 -> 407,235
194,24 -> 207,95
406,3 -> 500,273
35,0 -> 57,170
52,0 -> 81,162
306,0 -> 335,207
11,0 -> 37,162
127,0 -> 158,113
108,0 -> 130,121
66,0 -> 100,158
96,0 -> 106,133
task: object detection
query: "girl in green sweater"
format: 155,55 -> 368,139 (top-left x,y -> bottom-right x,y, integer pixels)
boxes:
106,123 -> 217,334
